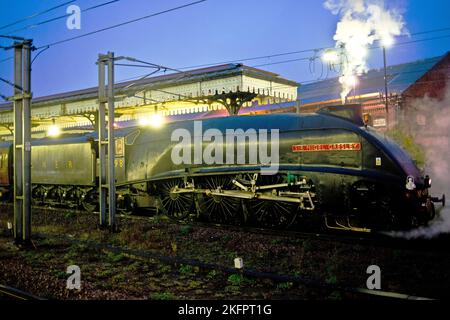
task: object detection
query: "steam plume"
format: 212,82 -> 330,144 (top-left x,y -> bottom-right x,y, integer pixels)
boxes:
389,86 -> 450,239
324,0 -> 406,103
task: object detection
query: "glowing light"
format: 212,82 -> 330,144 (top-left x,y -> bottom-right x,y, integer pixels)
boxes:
138,116 -> 150,126
47,124 -> 61,137
322,49 -> 339,63
138,114 -> 165,128
381,36 -> 394,48
149,114 -> 165,128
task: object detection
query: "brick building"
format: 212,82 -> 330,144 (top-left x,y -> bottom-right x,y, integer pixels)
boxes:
297,52 -> 450,132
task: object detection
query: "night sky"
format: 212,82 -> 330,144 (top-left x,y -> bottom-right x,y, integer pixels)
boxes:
1,0 -> 450,98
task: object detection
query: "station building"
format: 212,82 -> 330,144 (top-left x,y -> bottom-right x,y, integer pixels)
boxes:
0,63 -> 298,139
1,54 -> 449,139
296,52 -> 450,132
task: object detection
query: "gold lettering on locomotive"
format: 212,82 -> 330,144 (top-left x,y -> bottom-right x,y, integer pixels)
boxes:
292,143 -> 361,152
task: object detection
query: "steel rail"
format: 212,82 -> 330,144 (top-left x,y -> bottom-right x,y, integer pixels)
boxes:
0,284 -> 44,300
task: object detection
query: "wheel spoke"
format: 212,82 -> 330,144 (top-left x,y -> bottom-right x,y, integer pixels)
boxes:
247,174 -> 298,229
196,176 -> 242,224
158,179 -> 193,221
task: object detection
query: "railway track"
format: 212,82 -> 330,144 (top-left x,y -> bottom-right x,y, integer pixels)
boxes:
28,231 -> 435,301
0,204 -> 441,300
1,202 -> 449,252
0,284 -> 44,300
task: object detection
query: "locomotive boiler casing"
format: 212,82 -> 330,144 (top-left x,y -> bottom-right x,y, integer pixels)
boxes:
121,113 -> 420,217
0,110 -> 435,230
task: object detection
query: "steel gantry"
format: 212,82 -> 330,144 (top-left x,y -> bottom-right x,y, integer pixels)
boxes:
97,52 -> 116,230
14,40 -> 33,245
0,36 -> 34,245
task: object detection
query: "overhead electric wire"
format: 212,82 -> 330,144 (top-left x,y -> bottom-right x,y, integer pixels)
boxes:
0,0 -> 76,31
408,26 -> 450,37
1,15 -> 449,70
0,0 -> 207,69
118,61 -> 450,104
252,57 -> 312,68
0,56 -> 13,63
177,48 -> 326,70
116,31 -> 450,84
34,0 -> 207,50
370,34 -> 450,50
4,0 -> 122,35
114,56 -> 197,95
173,27 -> 450,71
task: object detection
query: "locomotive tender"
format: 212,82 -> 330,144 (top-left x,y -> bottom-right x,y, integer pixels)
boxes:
0,106 -> 443,231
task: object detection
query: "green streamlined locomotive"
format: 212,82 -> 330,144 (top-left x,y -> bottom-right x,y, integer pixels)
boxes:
0,107 -> 444,231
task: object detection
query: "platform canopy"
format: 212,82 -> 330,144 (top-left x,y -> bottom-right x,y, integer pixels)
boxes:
0,63 -> 298,139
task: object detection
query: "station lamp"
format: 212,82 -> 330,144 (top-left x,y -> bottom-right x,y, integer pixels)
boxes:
322,49 -> 340,64
138,111 -> 165,129
47,119 -> 61,137
148,113 -> 165,128
381,35 -> 394,49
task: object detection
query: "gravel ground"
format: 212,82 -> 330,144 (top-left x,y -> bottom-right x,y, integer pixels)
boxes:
1,204 -> 449,300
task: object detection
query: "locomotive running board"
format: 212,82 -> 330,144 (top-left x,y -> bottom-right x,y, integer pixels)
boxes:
325,216 -> 371,233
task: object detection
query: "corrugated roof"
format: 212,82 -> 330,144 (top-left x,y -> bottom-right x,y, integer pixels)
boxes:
299,54 -> 446,104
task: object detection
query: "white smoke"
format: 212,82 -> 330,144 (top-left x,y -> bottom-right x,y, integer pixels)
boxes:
389,86 -> 450,239
324,0 -> 406,103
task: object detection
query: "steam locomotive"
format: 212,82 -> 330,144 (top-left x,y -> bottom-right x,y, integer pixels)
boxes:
0,106 -> 444,231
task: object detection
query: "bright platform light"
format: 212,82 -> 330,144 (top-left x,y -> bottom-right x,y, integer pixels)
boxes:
138,114 -> 165,128
149,114 -> 165,128
47,124 -> 61,137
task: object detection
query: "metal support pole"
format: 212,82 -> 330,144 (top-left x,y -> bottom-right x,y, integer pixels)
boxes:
383,46 -> 389,129
107,52 -> 116,229
12,40 -> 32,244
22,41 -> 32,242
13,44 -> 23,243
98,55 -> 107,227
97,52 -> 116,230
